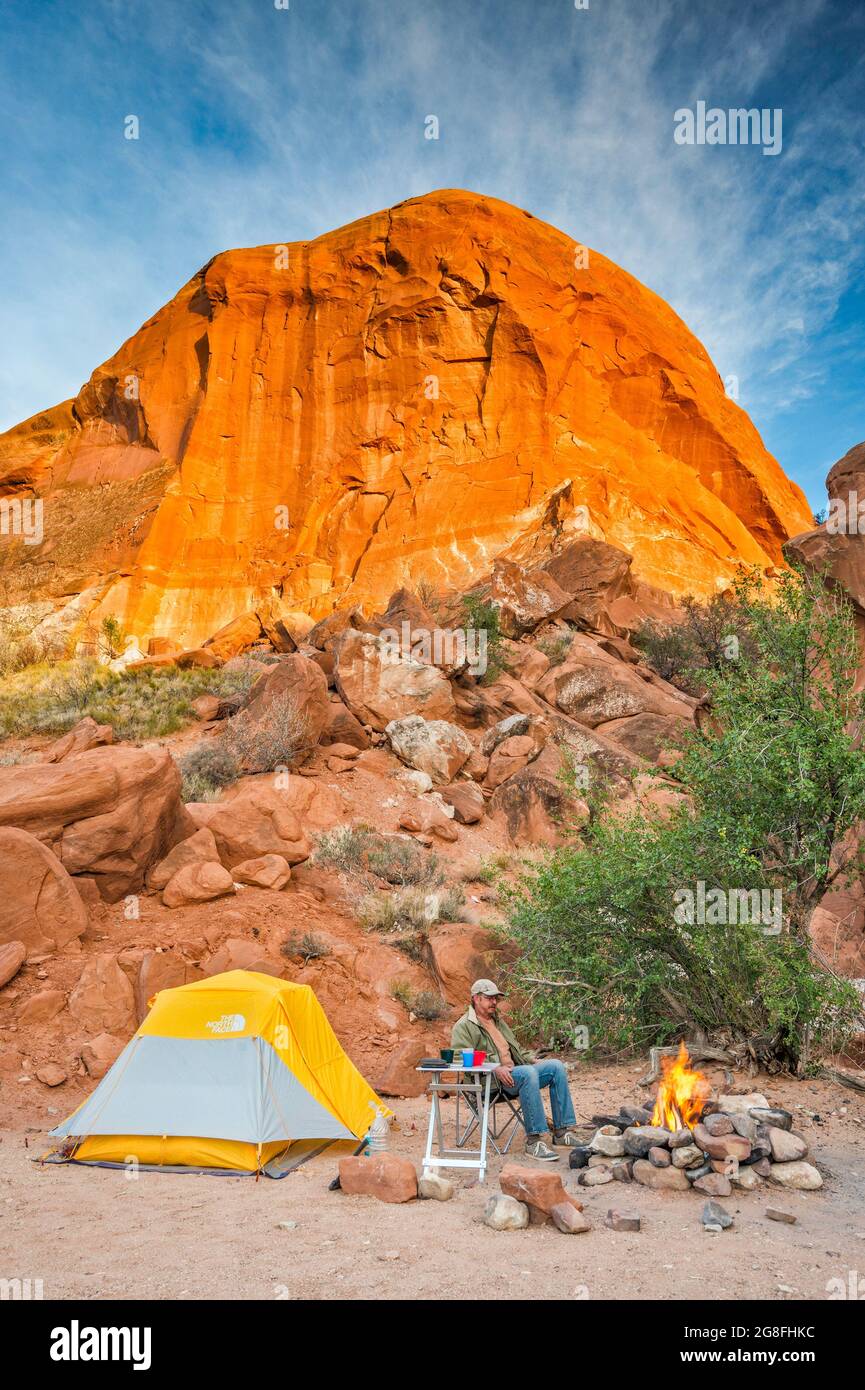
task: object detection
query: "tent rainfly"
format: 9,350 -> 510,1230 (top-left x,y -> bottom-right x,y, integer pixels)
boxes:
48,970 -> 390,1174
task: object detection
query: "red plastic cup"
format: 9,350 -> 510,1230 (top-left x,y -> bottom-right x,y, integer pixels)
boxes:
473,1050 -> 486,1065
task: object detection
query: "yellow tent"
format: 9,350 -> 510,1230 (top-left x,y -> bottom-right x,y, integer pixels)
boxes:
49,970 -> 389,1174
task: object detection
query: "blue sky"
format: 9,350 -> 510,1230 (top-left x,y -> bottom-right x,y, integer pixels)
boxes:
1,0 -> 862,511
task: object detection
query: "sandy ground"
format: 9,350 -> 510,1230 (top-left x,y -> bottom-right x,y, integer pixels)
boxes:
3,1060 -> 864,1302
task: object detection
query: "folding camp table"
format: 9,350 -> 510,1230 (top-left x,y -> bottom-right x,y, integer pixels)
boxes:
417,1062 -> 500,1184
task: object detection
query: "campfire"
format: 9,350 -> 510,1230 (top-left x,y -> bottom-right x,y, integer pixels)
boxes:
569,1042 -> 822,1208
649,1041 -> 712,1131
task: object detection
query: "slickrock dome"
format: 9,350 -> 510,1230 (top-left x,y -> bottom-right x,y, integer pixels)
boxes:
0,190 -> 811,646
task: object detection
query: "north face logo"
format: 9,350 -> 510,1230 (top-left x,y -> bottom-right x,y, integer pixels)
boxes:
205,1013 -> 246,1035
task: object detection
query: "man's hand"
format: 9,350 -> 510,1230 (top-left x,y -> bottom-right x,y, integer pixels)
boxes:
494,1064 -> 514,1088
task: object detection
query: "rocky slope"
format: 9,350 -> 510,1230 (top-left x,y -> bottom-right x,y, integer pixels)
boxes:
0,189 -> 811,651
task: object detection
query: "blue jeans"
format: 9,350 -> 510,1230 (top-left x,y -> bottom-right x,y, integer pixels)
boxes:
505,1060 -> 576,1137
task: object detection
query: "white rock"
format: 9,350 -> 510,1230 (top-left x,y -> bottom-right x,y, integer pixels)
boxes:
716,1092 -> 769,1116
590,1126 -> 625,1157
769,1160 -> 822,1190
484,1194 -> 529,1231
419,1172 -> 455,1201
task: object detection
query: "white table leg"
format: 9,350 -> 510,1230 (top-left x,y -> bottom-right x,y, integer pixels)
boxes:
422,1084 -> 438,1177
477,1071 -> 492,1183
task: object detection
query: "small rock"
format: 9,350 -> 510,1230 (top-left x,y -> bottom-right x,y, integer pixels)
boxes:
590,1125 -> 626,1157
606,1208 -> 640,1232
623,1125 -> 672,1157
672,1144 -> 704,1169
703,1113 -> 734,1136
702,1199 -> 733,1229
768,1129 -> 808,1163
0,941 -> 28,989
418,1172 -> 455,1201
276,1220 -> 298,1230
550,1202 -> 591,1234
484,1194 -> 529,1231
765,1208 -> 797,1225
768,1160 -> 822,1191
579,1167 -> 614,1186
648,1145 -> 671,1168
568,1145 -> 592,1170
587,1154 -> 614,1168
751,1157 -> 772,1178
693,1173 -> 732,1197
716,1092 -> 769,1115
732,1167 -> 763,1191
612,1159 -> 634,1183
632,1159 -> 689,1191
750,1106 -> 793,1131
35,1063 -> 66,1087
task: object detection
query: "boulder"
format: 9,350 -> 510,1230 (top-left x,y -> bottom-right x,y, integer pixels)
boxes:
232,854 -> 292,890
68,954 -> 136,1035
244,654 -> 330,749
0,828 -> 89,951
0,940 -> 26,988
598,713 -> 685,764
490,742 -> 588,848
338,1153 -> 417,1203
438,782 -> 485,824
79,1032 -> 126,1079
17,989 -> 66,1024
499,1162 -> 583,1224
335,630 -> 456,731
484,734 -> 538,790
691,1123 -> 752,1164
428,923 -> 504,1005
398,805 -> 459,842
768,1160 -> 823,1190
0,746 -> 193,902
484,1194 -> 530,1230
201,611 -> 264,660
490,558 -> 570,636
202,937 -> 283,978
42,716 -> 113,763
480,714 -> 530,757
320,699 -> 370,749
538,650 -> 691,729
385,715 -> 473,785
187,782 -> 313,868
176,648 -> 223,669
191,695 -> 221,721
540,538 -> 635,630
146,827 -> 221,890
162,861 -> 235,908
135,950 -> 199,1021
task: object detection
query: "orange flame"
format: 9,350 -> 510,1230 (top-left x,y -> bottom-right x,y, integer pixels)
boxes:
650,1041 -> 711,1130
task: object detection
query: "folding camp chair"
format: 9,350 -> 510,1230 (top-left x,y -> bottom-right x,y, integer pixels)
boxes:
456,1084 -> 525,1157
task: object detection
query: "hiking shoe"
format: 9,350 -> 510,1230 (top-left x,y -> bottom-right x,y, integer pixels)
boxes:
524,1137 -> 559,1161
553,1130 -> 582,1147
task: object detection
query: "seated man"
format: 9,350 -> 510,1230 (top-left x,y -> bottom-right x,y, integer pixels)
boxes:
451,978 -> 580,1161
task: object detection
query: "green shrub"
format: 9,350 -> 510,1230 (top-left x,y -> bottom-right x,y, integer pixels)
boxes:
461,594 -> 506,684
178,742 -> 240,802
502,566 -> 865,1070
0,658 -> 260,741
314,824 -> 443,887
359,883 -> 464,933
389,980 -> 448,1021
633,592 -> 756,694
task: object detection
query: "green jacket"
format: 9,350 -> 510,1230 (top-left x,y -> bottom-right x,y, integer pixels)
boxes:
450,1005 -> 531,1067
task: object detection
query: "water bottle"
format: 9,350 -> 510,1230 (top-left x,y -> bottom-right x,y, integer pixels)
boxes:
365,1102 -> 390,1154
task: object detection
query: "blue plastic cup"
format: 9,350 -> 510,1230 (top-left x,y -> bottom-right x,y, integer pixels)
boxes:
461,1049 -> 475,1068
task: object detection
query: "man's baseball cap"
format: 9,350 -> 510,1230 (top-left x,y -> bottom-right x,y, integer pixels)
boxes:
471,978 -> 506,997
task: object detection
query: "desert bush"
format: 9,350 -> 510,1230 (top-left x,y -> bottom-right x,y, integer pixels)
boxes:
178,742 -> 240,802
0,619 -> 57,677
461,594 -> 506,684
537,633 -> 572,667
389,980 -> 448,1021
281,932 -> 332,962
634,592 -> 756,694
502,567 -> 865,1070
98,615 -> 127,661
314,824 -> 443,887
220,692 -> 310,773
0,658 -> 260,740
359,883 -> 464,933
